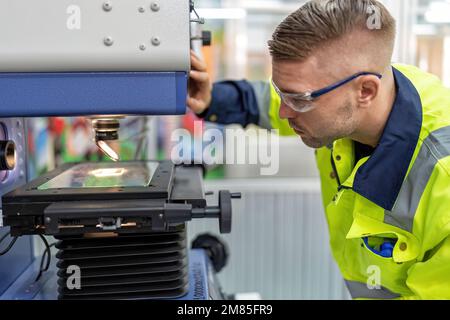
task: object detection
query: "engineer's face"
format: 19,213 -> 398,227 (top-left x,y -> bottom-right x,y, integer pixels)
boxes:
272,57 -> 359,149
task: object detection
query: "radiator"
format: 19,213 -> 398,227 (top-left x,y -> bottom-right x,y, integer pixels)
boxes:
187,178 -> 351,300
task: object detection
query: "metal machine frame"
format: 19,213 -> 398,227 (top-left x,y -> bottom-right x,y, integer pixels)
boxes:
1,162 -> 238,300
0,0 -> 228,300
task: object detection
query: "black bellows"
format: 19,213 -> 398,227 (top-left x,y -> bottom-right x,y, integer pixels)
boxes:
55,226 -> 188,300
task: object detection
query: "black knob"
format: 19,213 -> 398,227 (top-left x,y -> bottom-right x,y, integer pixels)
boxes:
0,140 -> 16,170
218,190 -> 232,234
192,234 -> 229,273
202,31 -> 212,46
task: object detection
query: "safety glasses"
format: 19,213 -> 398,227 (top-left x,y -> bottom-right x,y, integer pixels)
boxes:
271,72 -> 383,113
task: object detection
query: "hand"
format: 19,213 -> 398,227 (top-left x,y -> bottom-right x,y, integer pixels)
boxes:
188,50 -> 212,115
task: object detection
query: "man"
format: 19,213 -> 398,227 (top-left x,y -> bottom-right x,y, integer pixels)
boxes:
188,0 -> 450,299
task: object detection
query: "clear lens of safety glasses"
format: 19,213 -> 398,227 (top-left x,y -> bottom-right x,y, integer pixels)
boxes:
284,96 -> 316,113
271,79 -> 316,113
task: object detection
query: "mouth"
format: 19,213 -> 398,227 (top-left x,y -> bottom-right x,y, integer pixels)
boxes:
289,122 -> 306,135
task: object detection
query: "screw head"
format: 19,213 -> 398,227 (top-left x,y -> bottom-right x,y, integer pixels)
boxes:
103,2 -> 112,11
45,217 -> 51,224
104,36 -> 114,46
151,37 -> 160,46
139,44 -> 147,51
138,6 -> 145,13
151,2 -> 160,12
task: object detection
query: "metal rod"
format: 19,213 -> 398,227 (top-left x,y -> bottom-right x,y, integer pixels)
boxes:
192,207 -> 220,218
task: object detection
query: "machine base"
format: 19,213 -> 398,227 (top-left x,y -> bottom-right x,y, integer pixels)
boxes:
0,249 -> 223,300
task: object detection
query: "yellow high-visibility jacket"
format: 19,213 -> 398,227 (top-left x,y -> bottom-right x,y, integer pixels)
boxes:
269,64 -> 450,299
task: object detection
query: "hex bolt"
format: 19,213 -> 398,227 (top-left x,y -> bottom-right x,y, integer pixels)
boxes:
151,37 -> 160,46
103,2 -> 112,11
151,2 -> 160,12
104,36 -> 114,46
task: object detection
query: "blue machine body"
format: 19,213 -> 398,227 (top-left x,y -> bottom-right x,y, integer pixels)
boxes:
0,72 -> 187,117
0,230 -> 34,296
0,118 -> 34,296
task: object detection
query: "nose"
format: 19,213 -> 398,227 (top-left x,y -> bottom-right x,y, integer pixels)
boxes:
279,101 -> 297,119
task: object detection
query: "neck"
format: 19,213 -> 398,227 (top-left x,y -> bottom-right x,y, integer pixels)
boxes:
351,69 -> 397,148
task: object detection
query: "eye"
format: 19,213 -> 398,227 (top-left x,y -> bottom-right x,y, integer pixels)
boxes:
291,97 -> 310,106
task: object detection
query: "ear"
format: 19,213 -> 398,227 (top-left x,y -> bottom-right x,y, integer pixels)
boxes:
356,75 -> 381,108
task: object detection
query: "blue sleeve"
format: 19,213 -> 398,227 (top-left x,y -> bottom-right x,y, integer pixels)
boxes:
197,80 -> 260,127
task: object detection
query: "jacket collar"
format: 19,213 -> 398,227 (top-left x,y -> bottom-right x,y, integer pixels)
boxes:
352,67 -> 423,211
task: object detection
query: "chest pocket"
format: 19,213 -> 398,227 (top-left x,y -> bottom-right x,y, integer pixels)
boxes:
326,189 -> 420,296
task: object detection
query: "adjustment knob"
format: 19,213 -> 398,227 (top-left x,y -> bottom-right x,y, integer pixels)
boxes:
218,190 -> 232,234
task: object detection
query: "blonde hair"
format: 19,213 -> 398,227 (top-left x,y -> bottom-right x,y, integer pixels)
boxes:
268,0 -> 396,63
